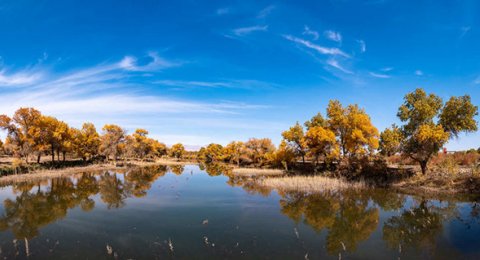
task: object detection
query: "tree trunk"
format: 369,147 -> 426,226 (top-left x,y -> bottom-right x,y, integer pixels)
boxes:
63,151 -> 66,162
420,160 -> 428,175
302,154 -> 305,164
51,146 -> 55,163
37,153 -> 41,164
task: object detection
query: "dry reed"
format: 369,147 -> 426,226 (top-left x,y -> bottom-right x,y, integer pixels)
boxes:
155,159 -> 192,166
231,168 -> 285,176
261,175 -> 366,193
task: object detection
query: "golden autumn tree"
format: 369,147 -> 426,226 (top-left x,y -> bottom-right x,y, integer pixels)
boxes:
282,122 -> 308,163
100,124 -> 126,162
304,112 -> 327,130
54,120 -> 72,161
72,123 -> 100,161
397,88 -> 478,174
0,108 -> 42,162
148,139 -> 167,158
243,138 -> 275,166
222,141 -> 244,166
35,116 -> 62,162
125,129 -> 152,160
305,126 -> 337,166
327,100 -> 379,159
379,124 -> 403,156
202,143 -> 224,163
266,140 -> 296,170
169,143 -> 185,160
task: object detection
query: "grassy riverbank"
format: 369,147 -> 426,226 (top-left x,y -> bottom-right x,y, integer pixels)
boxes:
0,157 -> 187,185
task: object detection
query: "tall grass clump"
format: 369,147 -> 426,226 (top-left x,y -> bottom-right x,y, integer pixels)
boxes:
231,168 -> 285,176
261,175 -> 367,193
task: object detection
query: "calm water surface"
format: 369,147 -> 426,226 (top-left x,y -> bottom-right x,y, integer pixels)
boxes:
0,164 -> 479,259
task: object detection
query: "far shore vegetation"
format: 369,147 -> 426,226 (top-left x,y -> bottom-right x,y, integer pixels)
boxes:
1,88 -> 479,195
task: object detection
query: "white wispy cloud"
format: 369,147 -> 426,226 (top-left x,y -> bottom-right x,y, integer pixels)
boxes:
154,79 -> 278,90
257,5 -> 275,19
326,58 -> 353,74
0,54 -> 269,145
303,25 -> 319,40
283,35 -> 350,58
381,67 -> 393,72
119,52 -> 180,71
357,40 -> 366,53
415,70 -> 423,76
231,25 -> 268,37
324,30 -> 342,43
0,69 -> 44,86
369,72 -> 391,78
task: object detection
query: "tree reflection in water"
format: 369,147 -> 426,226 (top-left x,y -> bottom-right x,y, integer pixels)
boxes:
278,190 -> 379,255
383,200 -> 449,252
0,165 -> 477,259
0,165 -> 168,241
227,173 -> 463,257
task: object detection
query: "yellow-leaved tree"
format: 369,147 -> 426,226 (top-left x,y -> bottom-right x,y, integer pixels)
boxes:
397,88 -> 478,174
100,124 -> 126,163
0,108 -> 42,162
379,124 -> 403,156
243,138 -> 275,166
305,126 -> 337,166
222,141 -> 244,166
72,123 -> 100,161
169,143 -> 185,160
327,100 -> 379,159
282,122 -> 308,163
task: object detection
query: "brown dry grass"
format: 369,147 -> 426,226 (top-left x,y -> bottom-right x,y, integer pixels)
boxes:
154,159 -> 193,166
393,170 -> 480,195
231,168 -> 285,176
260,175 -> 366,193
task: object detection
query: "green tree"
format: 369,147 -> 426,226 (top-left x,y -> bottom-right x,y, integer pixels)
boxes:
397,88 -> 478,174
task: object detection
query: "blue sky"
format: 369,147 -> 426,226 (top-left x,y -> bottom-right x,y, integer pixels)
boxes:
0,0 -> 479,150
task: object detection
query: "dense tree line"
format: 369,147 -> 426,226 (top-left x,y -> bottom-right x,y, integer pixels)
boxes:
197,88 -> 478,175
0,108 -> 180,164
0,88 -> 477,175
